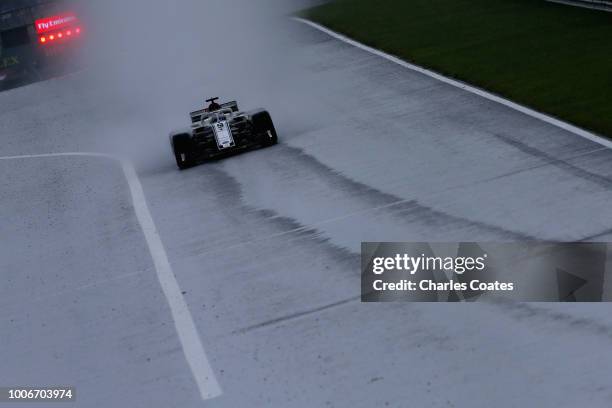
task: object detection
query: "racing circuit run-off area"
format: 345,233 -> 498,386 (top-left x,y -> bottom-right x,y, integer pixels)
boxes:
2,0 -> 612,407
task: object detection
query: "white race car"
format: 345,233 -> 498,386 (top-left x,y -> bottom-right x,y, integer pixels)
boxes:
169,97 -> 278,169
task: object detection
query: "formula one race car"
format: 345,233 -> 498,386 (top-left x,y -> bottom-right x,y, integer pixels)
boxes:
170,97 -> 278,169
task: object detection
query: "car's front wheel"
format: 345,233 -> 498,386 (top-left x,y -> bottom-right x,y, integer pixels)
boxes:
252,111 -> 278,146
172,134 -> 196,170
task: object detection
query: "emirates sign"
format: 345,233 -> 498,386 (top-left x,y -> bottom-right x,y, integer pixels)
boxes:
35,13 -> 78,34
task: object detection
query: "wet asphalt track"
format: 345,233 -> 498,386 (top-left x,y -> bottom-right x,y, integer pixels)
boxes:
2,5 -> 612,407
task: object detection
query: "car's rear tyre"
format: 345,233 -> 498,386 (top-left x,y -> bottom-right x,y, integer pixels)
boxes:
172,134 -> 196,170
252,111 -> 278,146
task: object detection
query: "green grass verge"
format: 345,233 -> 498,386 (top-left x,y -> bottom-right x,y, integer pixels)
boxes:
304,0 -> 612,137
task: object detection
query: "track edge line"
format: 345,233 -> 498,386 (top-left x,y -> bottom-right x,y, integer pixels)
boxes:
293,17 -> 612,150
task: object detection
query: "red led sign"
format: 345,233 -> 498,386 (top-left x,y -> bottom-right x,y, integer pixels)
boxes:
35,13 -> 78,34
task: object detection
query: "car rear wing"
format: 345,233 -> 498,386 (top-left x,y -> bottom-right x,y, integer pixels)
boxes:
189,109 -> 207,123
189,101 -> 239,123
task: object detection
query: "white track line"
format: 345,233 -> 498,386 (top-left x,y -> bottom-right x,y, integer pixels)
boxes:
294,17 -> 612,150
547,0 -> 612,12
0,152 -> 222,401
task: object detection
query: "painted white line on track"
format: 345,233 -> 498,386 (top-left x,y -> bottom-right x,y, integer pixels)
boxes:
547,0 -> 612,13
294,18 -> 612,150
0,152 -> 222,401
